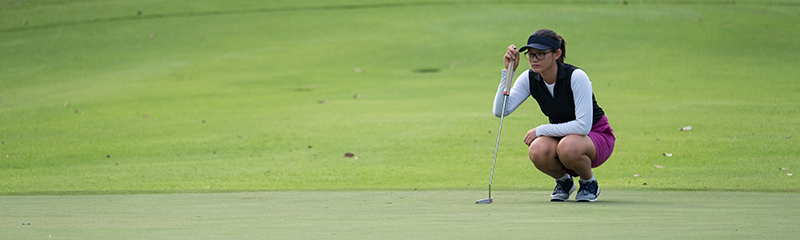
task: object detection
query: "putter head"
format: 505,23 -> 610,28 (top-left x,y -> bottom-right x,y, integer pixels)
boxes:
475,198 -> 493,204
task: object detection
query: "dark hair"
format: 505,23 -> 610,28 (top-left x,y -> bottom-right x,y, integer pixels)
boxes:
532,29 -> 565,63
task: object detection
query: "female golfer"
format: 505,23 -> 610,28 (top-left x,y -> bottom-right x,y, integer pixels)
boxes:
493,29 -> 615,202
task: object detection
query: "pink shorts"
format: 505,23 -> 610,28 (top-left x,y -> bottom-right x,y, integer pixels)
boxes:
564,115 -> 615,177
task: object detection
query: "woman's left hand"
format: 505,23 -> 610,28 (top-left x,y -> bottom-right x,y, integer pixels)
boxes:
523,128 -> 537,146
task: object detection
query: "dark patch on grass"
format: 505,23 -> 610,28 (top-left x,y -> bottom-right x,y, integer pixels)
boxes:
414,68 -> 440,73
292,87 -> 312,92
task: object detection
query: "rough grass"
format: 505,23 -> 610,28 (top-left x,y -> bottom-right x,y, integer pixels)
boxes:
1,0 -> 799,194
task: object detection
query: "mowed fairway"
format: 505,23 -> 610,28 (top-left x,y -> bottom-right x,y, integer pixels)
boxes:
2,0 -> 800,238
2,0 -> 797,193
4,190 -> 800,239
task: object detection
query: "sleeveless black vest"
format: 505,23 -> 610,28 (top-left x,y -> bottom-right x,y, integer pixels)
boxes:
528,63 -> 605,125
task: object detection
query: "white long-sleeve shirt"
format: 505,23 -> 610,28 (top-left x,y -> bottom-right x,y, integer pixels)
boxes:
492,68 -> 594,137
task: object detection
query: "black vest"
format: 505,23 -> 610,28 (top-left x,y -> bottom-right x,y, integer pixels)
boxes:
528,63 -> 605,125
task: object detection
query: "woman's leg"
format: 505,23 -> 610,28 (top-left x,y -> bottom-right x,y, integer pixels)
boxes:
528,136 -> 564,179
556,134 -> 597,180
530,136 -> 579,201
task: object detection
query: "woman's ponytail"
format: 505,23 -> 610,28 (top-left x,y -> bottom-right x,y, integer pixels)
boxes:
532,29 -> 565,63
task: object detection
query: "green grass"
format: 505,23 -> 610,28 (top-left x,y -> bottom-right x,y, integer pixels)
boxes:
2,1 -> 800,239
2,0 -> 800,194
3,190 -> 800,239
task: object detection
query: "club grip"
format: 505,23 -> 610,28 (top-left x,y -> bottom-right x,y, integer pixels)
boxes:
504,63 -> 514,95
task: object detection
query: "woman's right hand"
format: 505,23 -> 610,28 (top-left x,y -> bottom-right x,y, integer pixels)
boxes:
504,44 -> 520,72
523,128 -> 537,146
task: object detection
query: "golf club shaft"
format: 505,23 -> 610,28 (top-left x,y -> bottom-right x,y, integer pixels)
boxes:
488,64 -> 515,199
489,95 -> 508,199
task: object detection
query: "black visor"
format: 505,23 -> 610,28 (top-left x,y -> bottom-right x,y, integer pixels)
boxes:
519,35 -> 560,52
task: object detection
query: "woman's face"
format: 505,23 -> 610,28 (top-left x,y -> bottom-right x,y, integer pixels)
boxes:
525,49 -> 561,73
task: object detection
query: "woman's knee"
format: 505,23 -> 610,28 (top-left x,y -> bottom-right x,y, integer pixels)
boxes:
528,137 -> 557,163
556,135 -> 594,161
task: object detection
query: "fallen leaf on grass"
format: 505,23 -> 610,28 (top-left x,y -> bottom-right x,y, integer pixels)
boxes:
143,115 -> 148,119
63,102 -> 69,107
787,135 -> 792,139
319,99 -> 329,104
149,34 -> 155,39
344,153 -> 355,158
106,155 -> 110,158
780,167 -> 789,170
354,68 -> 363,73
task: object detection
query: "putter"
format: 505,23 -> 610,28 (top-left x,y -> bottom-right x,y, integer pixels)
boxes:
476,61 -> 515,204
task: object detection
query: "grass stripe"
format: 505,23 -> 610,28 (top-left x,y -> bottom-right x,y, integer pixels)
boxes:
3,190 -> 799,239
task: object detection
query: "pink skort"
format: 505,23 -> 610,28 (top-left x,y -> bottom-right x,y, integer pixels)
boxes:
564,115 -> 615,177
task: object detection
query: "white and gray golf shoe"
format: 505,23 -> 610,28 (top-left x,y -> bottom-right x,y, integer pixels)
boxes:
575,179 -> 600,202
550,177 -> 575,202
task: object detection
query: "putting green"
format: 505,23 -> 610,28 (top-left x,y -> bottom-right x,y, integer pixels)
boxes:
3,190 -> 799,239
